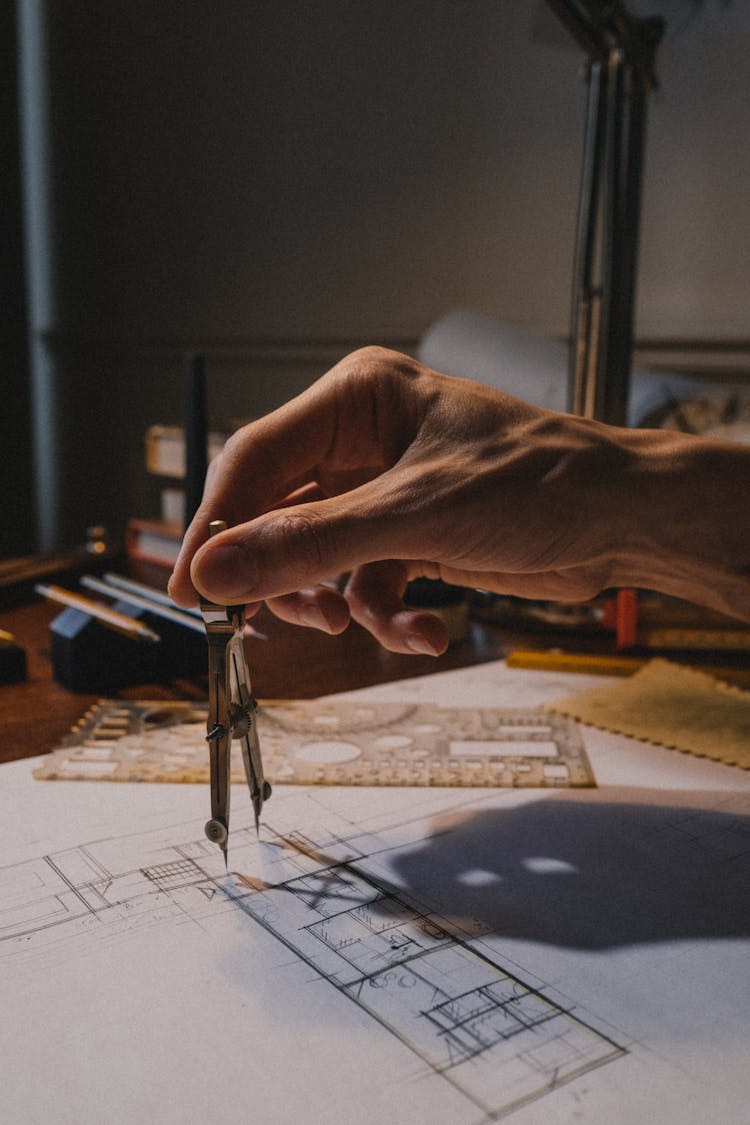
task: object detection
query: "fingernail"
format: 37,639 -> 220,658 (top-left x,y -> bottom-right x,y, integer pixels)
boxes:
300,604 -> 332,632
196,543 -> 256,600
406,634 -> 439,656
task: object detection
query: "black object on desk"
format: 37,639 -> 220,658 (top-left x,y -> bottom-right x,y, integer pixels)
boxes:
48,583 -> 206,692
0,630 -> 27,684
184,353 -> 208,528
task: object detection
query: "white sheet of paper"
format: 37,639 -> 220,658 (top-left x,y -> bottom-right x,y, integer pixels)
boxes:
2,660 -> 749,1125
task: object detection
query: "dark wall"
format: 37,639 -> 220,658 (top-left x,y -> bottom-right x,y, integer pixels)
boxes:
40,2 -> 583,340
2,2 -> 33,557
16,1 -> 750,551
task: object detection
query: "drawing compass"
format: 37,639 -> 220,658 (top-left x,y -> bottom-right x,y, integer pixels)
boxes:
200,520 -> 271,864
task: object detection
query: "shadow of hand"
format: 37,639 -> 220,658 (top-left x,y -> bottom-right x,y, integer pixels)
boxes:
390,788 -> 750,949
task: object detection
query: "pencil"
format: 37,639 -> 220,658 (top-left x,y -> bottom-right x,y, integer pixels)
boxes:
35,584 -> 161,644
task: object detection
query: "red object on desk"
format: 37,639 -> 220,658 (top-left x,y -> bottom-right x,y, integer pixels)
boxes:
600,589 -> 639,649
615,589 -> 638,649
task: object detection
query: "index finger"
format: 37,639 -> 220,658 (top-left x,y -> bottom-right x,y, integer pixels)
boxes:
168,346 -> 426,606
168,383 -> 341,605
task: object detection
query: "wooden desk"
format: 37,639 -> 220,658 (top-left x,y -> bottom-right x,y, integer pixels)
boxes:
6,594 -> 750,766
0,598 -> 507,764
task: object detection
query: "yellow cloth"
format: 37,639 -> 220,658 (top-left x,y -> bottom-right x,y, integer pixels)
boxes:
549,658 -> 750,768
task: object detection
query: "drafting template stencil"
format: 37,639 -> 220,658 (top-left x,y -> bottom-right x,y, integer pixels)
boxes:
35,696 -> 594,787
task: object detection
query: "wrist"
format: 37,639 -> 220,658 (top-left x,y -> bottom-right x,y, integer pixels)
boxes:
605,427 -> 750,620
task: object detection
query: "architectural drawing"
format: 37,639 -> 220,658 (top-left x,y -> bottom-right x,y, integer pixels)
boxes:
2,762 -> 750,1124
4,655 -> 750,1124
2,808 -> 622,1121
227,832 -> 624,1117
34,696 -> 594,787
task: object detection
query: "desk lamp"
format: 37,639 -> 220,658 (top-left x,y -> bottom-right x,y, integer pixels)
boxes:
547,0 -> 664,425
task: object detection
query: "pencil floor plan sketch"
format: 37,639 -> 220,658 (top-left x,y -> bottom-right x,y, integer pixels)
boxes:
2,774 -> 750,1124
3,663 -> 750,1124
1,816 -> 623,1122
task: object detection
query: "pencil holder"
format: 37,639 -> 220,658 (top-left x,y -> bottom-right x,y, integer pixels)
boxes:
49,600 -> 206,692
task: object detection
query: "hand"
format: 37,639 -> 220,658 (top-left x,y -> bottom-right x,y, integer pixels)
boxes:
169,347 -> 750,650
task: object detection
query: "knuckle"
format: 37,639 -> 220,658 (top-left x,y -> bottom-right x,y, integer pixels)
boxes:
272,508 -> 333,580
220,426 -> 252,468
337,345 -> 418,385
346,344 -> 396,367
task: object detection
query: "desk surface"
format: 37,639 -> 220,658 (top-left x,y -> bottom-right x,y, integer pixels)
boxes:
2,647 -> 748,1125
5,596 -> 750,764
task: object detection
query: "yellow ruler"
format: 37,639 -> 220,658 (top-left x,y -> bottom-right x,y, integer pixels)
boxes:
506,649 -> 750,688
506,651 -> 642,676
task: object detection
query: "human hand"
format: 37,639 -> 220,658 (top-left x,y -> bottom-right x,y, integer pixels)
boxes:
169,346 -> 635,654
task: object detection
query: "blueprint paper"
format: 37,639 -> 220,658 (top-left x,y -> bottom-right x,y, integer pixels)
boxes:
2,661 -> 749,1125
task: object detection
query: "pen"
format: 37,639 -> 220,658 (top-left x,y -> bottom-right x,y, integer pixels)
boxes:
79,574 -> 206,634
94,572 -> 268,640
99,572 -> 203,617
34,584 -> 161,644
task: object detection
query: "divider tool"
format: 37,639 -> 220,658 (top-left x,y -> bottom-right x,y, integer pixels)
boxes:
200,520 -> 271,865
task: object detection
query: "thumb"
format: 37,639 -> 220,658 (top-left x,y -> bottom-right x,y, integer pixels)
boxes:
189,482 -> 420,604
